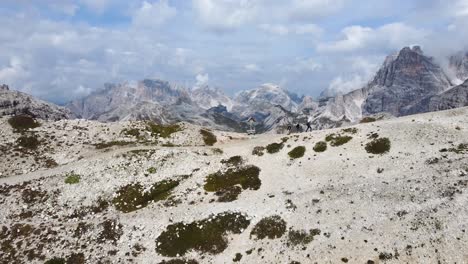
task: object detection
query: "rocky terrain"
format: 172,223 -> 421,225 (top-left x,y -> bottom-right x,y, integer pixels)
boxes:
0,84 -> 70,121
1,106 -> 467,263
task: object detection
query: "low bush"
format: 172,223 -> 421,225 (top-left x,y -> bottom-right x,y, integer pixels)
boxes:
252,146 -> 265,156
360,117 -> 377,123
288,146 -> 306,159
65,172 -> 81,184
250,215 -> 287,240
313,141 -> 327,152
156,212 -> 250,256
94,141 -> 133,149
17,135 -> 40,150
200,129 -> 217,146
8,115 -> 40,132
147,122 -> 182,138
287,228 -> 321,247
266,142 -> 284,154
325,134 -> 352,146
365,137 -> 391,154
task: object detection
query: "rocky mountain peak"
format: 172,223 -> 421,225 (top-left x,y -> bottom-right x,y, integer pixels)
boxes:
0,84 -> 9,91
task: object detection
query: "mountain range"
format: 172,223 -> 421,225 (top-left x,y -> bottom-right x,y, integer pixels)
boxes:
1,46 -> 468,132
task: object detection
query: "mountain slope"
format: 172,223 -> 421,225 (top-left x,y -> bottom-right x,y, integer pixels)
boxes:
310,46 -> 453,127
0,84 -> 70,120
0,107 -> 467,263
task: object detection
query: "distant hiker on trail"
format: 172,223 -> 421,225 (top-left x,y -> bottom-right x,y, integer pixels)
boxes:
306,116 -> 313,132
296,123 -> 302,132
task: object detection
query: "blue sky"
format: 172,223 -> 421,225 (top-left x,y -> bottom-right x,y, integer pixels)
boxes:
0,0 -> 467,103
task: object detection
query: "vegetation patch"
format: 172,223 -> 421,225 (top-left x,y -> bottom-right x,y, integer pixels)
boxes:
8,115 -> 40,132
442,143 -> 468,154
360,117 -> 377,123
64,172 -> 81,184
16,135 -> 40,150
221,156 -> 244,167
204,166 -> 261,202
313,141 -> 327,152
147,122 -> 182,138
44,257 -> 65,264
287,228 -> 321,247
325,134 -> 352,146
200,129 -> 217,146
147,167 -> 157,174
365,137 -> 391,155
98,219 -> 123,244
122,128 -> 141,138
94,141 -> 133,149
252,146 -> 265,156
155,212 -> 250,257
158,259 -> 199,264
288,146 -> 306,159
113,179 -> 181,213
250,215 -> 287,240
266,142 -> 284,154
341,127 -> 358,134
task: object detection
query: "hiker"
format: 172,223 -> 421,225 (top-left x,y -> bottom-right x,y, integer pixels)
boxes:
296,123 -> 301,132
306,116 -> 313,132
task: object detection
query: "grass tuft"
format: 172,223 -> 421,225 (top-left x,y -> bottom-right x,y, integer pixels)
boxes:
313,141 -> 327,152
365,137 -> 391,154
250,215 -> 287,240
266,142 -> 284,154
200,129 -> 217,146
65,172 -> 81,184
155,212 -> 250,256
288,146 -> 306,159
8,115 -> 40,132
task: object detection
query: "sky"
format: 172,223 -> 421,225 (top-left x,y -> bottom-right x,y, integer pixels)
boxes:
1,0 -> 468,103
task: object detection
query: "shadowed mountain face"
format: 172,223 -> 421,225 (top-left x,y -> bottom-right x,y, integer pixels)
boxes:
0,84 -> 70,120
405,79 -> 468,114
362,46 -> 452,116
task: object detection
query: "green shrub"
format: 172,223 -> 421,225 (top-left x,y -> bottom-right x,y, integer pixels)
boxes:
325,134 -> 352,146
250,215 -> 287,240
65,172 -> 81,184
17,135 -> 40,150
147,122 -> 182,138
113,179 -> 181,213
147,167 -> 157,174
252,146 -> 265,156
204,166 -> 261,202
288,146 -> 306,159
221,156 -> 244,166
341,127 -> 358,134
44,258 -> 65,264
8,115 -> 40,132
365,137 -> 391,154
156,212 -> 250,256
313,141 -> 327,152
200,129 -> 217,146
287,228 -> 321,247
360,117 -> 376,123
266,143 -> 284,154
94,141 -> 133,149
122,128 -> 141,138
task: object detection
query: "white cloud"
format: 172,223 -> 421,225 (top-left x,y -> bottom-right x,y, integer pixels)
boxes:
0,57 -> 29,85
195,73 -> 209,88
289,0 -> 346,21
192,0 -> 258,32
244,64 -> 261,72
259,23 -> 323,36
318,23 -> 429,53
132,0 -> 177,28
283,58 -> 322,73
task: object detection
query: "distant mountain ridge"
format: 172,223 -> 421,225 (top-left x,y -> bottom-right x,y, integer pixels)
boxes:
2,46 -> 468,133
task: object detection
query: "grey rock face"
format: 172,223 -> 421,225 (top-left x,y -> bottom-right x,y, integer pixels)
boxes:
362,46 -> 452,116
449,52 -> 468,82
0,85 -> 70,120
405,79 -> 468,114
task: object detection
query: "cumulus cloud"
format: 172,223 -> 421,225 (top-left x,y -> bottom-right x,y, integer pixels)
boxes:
194,73 -> 210,88
317,23 -> 429,53
192,0 -> 258,32
259,23 -> 323,36
132,0 -> 177,28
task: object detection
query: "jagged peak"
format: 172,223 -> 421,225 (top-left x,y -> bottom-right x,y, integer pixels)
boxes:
0,84 -> 9,91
